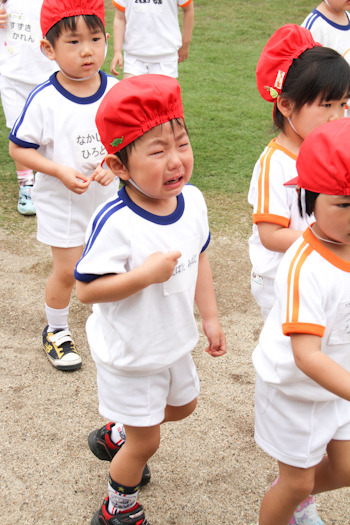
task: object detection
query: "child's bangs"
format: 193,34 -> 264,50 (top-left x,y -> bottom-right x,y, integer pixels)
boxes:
296,47 -> 350,108
46,14 -> 105,44
61,14 -> 105,34
318,59 -> 350,102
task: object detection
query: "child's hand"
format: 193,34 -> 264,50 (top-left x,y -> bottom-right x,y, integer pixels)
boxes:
90,165 -> 115,186
202,318 -> 227,357
57,167 -> 90,194
142,250 -> 182,284
178,43 -> 190,63
0,8 -> 8,28
110,52 -> 123,76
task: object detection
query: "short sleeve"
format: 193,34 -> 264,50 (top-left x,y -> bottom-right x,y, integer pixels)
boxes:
75,207 -> 130,282
277,242 -> 326,337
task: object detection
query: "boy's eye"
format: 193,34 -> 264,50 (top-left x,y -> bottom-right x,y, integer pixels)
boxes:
150,150 -> 163,156
338,203 -> 350,208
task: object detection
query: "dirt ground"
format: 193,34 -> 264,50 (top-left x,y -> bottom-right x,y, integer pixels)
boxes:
0,226 -> 349,525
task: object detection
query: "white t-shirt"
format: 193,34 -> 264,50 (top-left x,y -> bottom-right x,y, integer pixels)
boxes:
0,0 -> 57,84
9,71 -> 119,247
253,227 -> 350,402
112,0 -> 192,61
248,139 -> 309,279
301,9 -> 350,64
75,183 -> 210,376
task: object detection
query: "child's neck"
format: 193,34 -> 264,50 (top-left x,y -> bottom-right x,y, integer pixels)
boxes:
311,223 -> 350,261
125,184 -> 178,216
56,70 -> 101,98
275,123 -> 303,156
317,1 -> 349,25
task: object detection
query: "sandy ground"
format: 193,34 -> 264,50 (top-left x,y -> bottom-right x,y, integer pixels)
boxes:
0,227 -> 349,525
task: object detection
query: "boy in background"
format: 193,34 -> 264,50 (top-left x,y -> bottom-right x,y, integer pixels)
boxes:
0,0 -> 57,215
110,0 -> 194,78
9,0 -> 119,371
302,1 -> 350,63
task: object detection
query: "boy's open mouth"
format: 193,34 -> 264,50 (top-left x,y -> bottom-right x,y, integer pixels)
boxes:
165,176 -> 182,185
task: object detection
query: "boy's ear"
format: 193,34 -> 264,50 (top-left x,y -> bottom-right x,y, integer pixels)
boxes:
40,38 -> 56,60
104,154 -> 130,181
276,95 -> 294,117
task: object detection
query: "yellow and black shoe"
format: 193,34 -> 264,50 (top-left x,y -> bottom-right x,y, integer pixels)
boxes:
42,325 -> 82,371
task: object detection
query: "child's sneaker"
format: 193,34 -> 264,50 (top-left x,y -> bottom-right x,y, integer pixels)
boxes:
88,423 -> 151,486
292,495 -> 324,525
42,325 -> 82,371
17,185 -> 36,215
91,498 -> 149,525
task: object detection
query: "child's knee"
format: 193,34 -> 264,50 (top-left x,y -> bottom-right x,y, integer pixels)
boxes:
278,469 -> 315,502
124,426 -> 160,460
164,397 -> 197,422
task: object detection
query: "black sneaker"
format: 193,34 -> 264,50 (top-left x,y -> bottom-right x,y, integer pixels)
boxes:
88,423 -> 151,486
42,325 -> 82,371
91,498 -> 149,525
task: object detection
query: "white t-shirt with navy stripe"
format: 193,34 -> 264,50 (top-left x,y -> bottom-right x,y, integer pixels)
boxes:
301,9 -> 350,63
75,184 -> 210,376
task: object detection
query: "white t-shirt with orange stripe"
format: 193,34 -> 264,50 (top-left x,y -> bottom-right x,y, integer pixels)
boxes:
248,139 -> 309,280
113,0 -> 192,62
253,227 -> 350,402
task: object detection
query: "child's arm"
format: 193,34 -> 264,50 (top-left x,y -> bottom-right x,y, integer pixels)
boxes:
258,222 -> 303,253
291,333 -> 350,401
76,250 -> 181,304
110,8 -> 126,76
194,251 -> 226,357
0,7 -> 7,28
178,2 -> 194,63
9,142 -> 91,194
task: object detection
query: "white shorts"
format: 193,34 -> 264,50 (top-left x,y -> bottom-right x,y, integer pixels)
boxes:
96,353 -> 200,427
32,174 -> 118,247
0,75 -> 35,128
251,271 -> 275,321
255,375 -> 350,468
123,52 -> 178,78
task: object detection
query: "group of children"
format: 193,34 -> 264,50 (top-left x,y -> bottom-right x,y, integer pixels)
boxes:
0,0 -> 350,524
248,2 -> 350,524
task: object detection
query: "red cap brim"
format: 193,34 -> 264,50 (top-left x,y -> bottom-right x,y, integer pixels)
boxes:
284,176 -> 298,187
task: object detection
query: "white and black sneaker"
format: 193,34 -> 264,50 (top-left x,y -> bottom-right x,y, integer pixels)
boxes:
42,325 -> 82,370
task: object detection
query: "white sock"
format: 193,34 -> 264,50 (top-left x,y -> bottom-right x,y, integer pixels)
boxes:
108,477 -> 139,515
45,303 -> 70,332
111,423 -> 126,447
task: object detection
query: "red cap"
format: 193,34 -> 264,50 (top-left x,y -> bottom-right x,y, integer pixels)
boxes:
40,0 -> 105,37
96,74 -> 184,155
285,119 -> 350,195
256,24 -> 320,103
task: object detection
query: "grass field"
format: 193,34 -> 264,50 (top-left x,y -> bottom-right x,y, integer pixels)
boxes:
0,0 -> 313,236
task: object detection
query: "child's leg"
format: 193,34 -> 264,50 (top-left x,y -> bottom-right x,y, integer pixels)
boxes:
43,246 -> 84,370
313,439 -> 350,494
164,398 -> 197,422
110,425 -> 160,489
46,246 -> 84,310
259,461 -> 316,525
